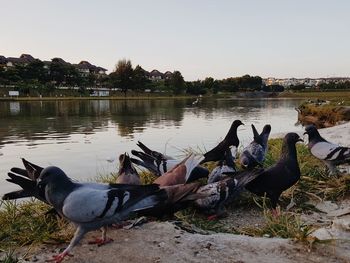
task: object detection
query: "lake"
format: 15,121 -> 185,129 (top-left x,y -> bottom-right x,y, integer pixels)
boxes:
0,97 -> 304,196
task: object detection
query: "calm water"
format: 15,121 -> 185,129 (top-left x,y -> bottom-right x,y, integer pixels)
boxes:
0,98 -> 304,195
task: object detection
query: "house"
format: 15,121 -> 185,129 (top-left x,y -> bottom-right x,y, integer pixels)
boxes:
164,71 -> 173,80
6,54 -> 36,68
75,61 -> 107,77
149,69 -> 164,81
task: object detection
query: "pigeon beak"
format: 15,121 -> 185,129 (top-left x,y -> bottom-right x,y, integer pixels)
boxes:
298,138 -> 304,142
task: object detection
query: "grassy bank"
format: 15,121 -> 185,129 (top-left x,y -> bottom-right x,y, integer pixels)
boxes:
0,138 -> 349,253
279,91 -> 350,105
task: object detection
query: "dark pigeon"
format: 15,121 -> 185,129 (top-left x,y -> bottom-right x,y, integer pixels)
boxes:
245,132 -> 303,211
2,158 -> 46,202
200,120 -> 244,164
304,125 -> 350,175
36,166 -> 167,262
239,124 -> 271,169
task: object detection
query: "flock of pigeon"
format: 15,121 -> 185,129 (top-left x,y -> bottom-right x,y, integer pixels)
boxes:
2,120 -> 350,262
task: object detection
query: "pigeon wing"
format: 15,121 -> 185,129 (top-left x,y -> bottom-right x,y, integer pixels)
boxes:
311,142 -> 350,161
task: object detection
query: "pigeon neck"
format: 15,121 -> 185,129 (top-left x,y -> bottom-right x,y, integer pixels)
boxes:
224,125 -> 239,145
280,141 -> 298,162
46,178 -> 76,210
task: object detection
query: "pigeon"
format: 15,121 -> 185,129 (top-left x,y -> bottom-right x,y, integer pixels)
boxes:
116,153 -> 141,185
131,141 -> 209,180
154,154 -> 205,186
194,168 -> 264,220
200,120 -> 244,164
239,124 -> 271,169
304,125 -> 350,175
207,148 -> 237,184
141,154 -> 206,218
36,166 -> 167,262
2,158 -> 46,202
245,133 -> 303,213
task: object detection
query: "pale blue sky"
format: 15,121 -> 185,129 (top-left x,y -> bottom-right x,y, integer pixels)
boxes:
1,0 -> 349,80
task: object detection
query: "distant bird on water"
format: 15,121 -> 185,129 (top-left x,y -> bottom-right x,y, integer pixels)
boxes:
200,119 -> 244,164
239,124 -> 271,169
245,133 -> 303,214
304,125 -> 350,175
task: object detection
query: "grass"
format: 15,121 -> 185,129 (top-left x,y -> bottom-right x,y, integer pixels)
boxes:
0,249 -> 18,263
0,199 -> 73,250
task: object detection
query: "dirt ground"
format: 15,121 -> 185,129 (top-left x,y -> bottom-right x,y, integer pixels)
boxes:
15,221 -> 349,263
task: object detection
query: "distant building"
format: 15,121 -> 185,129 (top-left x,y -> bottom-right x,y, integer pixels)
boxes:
145,69 -> 173,81
75,61 -> 107,77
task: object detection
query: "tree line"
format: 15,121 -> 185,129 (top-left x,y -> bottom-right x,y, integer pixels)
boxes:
0,58 -> 285,95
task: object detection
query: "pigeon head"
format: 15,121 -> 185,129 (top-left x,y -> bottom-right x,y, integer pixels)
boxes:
262,124 -> 271,135
303,125 -> 320,138
233,120 -> 244,127
118,153 -> 138,175
37,166 -> 70,192
284,132 -> 304,144
37,166 -> 75,208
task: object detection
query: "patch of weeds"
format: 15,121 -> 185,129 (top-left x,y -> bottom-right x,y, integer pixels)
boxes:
0,200 -> 73,249
240,204 -> 315,246
0,248 -> 18,263
175,208 -> 232,234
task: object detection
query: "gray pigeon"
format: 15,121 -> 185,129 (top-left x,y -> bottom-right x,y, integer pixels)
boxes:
245,133 -> 303,213
194,168 -> 264,220
207,147 -> 237,184
304,125 -> 350,175
36,166 -> 167,262
239,124 -> 271,169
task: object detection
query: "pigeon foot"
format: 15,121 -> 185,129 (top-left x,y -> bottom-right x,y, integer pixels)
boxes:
88,237 -> 114,246
207,214 -> 218,221
46,251 -> 73,263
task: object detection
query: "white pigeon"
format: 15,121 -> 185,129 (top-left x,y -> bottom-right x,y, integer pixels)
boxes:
304,125 -> 350,175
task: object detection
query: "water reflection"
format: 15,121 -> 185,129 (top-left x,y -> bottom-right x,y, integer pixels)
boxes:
0,98 -> 304,195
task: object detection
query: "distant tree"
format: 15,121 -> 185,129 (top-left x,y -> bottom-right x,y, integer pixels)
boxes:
25,60 -> 48,83
169,71 -> 185,94
186,80 -> 206,95
263,84 -> 284,92
133,65 -> 149,91
203,77 -> 214,92
50,58 -> 68,85
109,59 -> 134,95
289,84 -> 305,91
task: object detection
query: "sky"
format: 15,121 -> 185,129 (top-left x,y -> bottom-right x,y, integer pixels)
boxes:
1,0 -> 350,80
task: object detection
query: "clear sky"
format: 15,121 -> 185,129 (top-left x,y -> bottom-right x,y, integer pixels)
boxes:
1,0 -> 350,80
